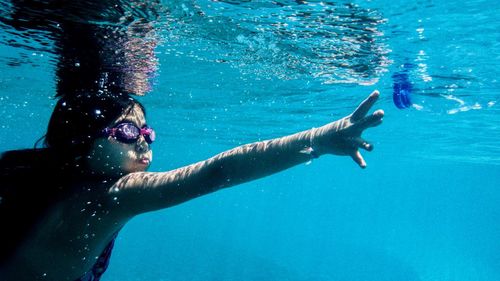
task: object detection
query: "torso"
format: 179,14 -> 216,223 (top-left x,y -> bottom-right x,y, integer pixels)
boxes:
0,180 -> 128,281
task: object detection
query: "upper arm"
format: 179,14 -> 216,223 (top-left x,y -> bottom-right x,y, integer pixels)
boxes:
108,159 -> 226,217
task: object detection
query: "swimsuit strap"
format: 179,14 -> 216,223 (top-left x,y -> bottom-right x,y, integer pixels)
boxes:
77,232 -> 119,281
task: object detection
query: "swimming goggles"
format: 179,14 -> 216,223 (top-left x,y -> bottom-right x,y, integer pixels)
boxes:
102,122 -> 156,144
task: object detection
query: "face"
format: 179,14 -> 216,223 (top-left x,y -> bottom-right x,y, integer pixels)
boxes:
87,104 -> 153,177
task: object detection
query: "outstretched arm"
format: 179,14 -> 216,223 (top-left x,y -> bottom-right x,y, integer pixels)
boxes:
112,91 -> 384,216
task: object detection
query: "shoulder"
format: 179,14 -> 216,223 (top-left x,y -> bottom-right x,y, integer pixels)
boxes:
1,148 -> 58,176
0,149 -> 65,263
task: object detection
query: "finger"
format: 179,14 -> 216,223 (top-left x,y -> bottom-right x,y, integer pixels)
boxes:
351,90 -> 380,122
349,137 -> 373,151
350,150 -> 367,168
352,109 -> 384,131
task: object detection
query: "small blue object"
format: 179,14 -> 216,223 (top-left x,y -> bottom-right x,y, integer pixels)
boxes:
392,64 -> 413,109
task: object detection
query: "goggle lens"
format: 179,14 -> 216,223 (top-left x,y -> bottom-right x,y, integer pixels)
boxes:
103,123 -> 155,144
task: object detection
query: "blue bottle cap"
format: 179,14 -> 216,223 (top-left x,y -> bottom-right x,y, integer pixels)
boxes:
392,71 -> 412,109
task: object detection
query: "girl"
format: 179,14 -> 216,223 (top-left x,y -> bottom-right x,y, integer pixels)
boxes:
0,90 -> 383,280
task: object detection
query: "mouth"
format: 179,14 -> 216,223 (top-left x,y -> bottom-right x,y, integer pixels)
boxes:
138,157 -> 151,165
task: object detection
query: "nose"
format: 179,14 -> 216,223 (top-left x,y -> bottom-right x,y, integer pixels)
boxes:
135,135 -> 149,153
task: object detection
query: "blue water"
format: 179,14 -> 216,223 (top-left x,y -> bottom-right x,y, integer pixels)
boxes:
1,0 -> 499,280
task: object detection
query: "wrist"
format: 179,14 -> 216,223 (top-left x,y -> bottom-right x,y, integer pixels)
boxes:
307,122 -> 343,156
299,127 -> 320,162
309,127 -> 321,157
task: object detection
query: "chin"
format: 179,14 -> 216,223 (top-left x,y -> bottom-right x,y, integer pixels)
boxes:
130,163 -> 150,172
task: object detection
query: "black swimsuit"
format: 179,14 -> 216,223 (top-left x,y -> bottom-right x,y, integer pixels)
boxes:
76,233 -> 118,281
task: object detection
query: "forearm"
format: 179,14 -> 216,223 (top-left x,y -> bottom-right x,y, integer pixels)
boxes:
210,128 -> 317,189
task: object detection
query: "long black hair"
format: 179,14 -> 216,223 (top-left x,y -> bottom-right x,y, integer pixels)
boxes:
0,93 -> 145,263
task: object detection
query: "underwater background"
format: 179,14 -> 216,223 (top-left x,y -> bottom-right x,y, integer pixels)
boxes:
0,0 -> 499,280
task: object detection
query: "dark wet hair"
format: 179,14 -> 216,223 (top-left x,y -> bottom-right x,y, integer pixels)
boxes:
44,93 -> 145,160
1,93 -> 146,177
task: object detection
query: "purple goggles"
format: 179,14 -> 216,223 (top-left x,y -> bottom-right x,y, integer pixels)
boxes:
102,122 -> 156,144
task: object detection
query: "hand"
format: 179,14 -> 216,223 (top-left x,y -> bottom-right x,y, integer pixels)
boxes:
311,90 -> 384,168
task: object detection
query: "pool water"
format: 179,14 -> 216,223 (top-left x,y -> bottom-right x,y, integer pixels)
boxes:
0,0 -> 499,280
